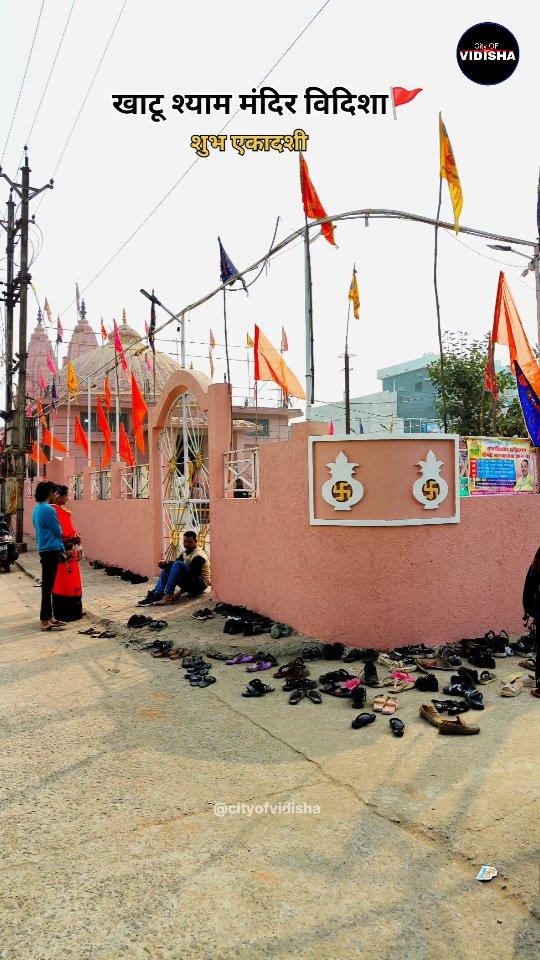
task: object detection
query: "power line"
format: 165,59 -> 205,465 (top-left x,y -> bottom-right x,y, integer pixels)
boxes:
35,0 -> 129,211
24,0 -> 79,149
55,0 -> 334,315
1,0 -> 47,164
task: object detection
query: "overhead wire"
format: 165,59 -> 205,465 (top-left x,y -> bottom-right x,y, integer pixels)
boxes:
1,0 -> 47,165
53,0 -> 335,314
24,0 -> 79,151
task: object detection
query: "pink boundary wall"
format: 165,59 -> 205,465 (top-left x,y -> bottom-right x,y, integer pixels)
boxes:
23,373 -> 540,648
210,424 -> 540,649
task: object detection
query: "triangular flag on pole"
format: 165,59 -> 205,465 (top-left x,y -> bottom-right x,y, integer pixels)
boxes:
38,373 -> 47,392
113,318 -> 129,371
97,398 -> 112,468
42,427 -> 68,454
119,421 -> 135,467
254,325 -> 306,400
73,415 -> 89,458
46,352 -> 57,375
439,113 -> 463,234
56,317 -> 63,343
100,318 -> 107,342
30,442 -> 48,465
43,298 -> 52,323
103,376 -> 112,413
209,329 -> 216,350
391,86 -> 422,108
66,361 -> 78,397
246,332 -> 254,348
299,153 -> 336,246
131,372 -> 148,453
280,327 -> 288,352
348,267 -> 360,320
491,272 -> 540,395
328,419 -> 335,435
218,237 -> 248,294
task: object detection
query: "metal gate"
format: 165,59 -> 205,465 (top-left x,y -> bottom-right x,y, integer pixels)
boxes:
159,391 -> 210,560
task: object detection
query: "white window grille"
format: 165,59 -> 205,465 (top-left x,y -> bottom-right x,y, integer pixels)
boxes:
224,448 -> 259,499
90,470 -> 111,500
121,464 -> 150,499
71,474 -> 83,500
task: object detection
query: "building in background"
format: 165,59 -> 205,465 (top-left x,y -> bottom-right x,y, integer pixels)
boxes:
377,354 -> 440,433
311,391 -> 403,434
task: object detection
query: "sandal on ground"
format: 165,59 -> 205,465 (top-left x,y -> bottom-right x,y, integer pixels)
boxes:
79,628 -> 100,636
289,689 -> 304,705
307,689 -> 322,704
318,669 -> 354,685
500,677 -> 524,697
439,645 -> 462,668
351,712 -> 376,729
246,660 -> 277,672
389,717 -> 405,737
242,679 -> 274,697
518,659 -> 535,671
372,694 -> 387,713
478,670 -> 496,684
194,675 -> 217,687
98,631 -> 117,639
301,647 -> 323,661
148,620 -> 168,631
274,659 -> 306,679
283,677 -> 318,692
381,696 -> 398,715
342,648 -> 366,663
419,703 -> 446,727
40,624 -> 65,632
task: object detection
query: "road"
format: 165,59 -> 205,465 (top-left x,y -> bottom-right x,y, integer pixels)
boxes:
0,561 -> 538,960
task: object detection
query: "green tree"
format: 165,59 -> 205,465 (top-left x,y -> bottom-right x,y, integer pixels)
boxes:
427,331 -> 524,436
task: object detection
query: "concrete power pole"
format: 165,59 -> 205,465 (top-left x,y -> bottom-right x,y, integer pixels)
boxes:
1,191 -> 17,417
0,148 -> 53,546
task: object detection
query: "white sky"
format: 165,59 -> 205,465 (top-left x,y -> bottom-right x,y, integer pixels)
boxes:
1,0 -> 538,409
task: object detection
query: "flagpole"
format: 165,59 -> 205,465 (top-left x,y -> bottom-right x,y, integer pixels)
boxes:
222,288 -> 231,384
66,393 -> 71,457
344,301 -> 351,434
246,348 -> 251,400
87,377 -> 92,468
433,169 -> 448,433
303,215 -> 314,417
114,354 -> 120,463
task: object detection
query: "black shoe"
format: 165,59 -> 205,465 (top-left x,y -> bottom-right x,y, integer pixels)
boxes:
363,662 -> 379,686
351,712 -> 376,729
350,686 -> 367,709
389,717 -> 405,737
137,592 -> 157,607
414,673 -> 439,693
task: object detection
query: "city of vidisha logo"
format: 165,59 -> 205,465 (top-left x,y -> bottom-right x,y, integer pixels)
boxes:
321,451 -> 364,512
459,49 -> 516,60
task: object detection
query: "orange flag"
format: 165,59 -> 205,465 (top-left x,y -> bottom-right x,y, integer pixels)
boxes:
299,153 -> 335,246
30,442 -> 47,465
73,415 -> 89,458
103,376 -> 112,412
35,398 -> 47,427
42,427 -> 68,454
119,421 -> 135,467
254,325 -> 306,400
97,398 -> 112,468
131,372 -> 148,453
491,272 -> 540,395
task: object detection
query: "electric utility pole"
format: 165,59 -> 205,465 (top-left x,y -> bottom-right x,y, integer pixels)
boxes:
0,148 -> 53,546
1,191 -> 17,417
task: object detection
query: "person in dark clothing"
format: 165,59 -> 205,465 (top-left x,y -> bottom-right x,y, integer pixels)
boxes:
32,481 -> 66,631
138,531 -> 210,606
523,546 -> 540,696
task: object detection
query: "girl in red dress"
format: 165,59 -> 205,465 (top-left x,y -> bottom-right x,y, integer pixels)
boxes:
52,485 -> 83,621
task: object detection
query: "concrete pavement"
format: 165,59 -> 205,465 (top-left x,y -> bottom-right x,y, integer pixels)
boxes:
0,561 -> 539,960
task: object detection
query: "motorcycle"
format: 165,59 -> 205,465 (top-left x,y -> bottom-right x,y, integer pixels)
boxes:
0,514 -> 19,572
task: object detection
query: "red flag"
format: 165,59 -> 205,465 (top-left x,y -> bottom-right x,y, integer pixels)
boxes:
46,352 -> 57,375
38,373 -> 47,392
484,334 -> 498,400
73,415 -> 89,459
42,427 -> 68,454
103,376 -> 112,412
97,398 -> 112,468
30,442 -> 47,465
328,419 -> 335,436
100,319 -> 108,341
491,272 -> 540,395
119,421 -> 135,467
113,318 -> 128,372
254,325 -> 306,400
131,372 -> 148,454
391,86 -> 423,108
280,327 -> 288,352
299,153 -> 335,246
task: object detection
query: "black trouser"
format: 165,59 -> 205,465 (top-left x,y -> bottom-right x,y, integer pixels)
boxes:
39,551 -> 62,621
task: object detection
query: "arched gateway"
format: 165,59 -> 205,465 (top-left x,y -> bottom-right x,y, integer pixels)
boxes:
149,370 -> 218,561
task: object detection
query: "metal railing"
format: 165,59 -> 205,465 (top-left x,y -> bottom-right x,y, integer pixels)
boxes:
224,448 -> 259,499
120,464 -> 150,499
90,470 -> 111,500
71,474 -> 84,501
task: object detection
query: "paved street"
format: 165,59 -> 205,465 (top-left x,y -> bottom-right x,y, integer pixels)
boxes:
0,558 -> 538,960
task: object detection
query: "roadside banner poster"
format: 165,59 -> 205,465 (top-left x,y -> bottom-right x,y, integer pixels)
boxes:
459,439 -> 469,497
466,437 -> 537,495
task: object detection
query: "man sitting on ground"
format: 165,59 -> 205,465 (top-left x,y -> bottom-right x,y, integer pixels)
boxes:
138,531 -> 210,606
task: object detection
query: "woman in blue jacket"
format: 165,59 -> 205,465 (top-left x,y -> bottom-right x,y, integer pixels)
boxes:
32,481 -> 66,631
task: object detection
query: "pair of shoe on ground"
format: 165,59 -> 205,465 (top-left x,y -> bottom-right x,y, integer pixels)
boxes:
351,713 -> 404,736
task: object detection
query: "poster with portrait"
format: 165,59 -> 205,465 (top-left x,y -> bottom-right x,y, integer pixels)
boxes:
466,437 -> 537,495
